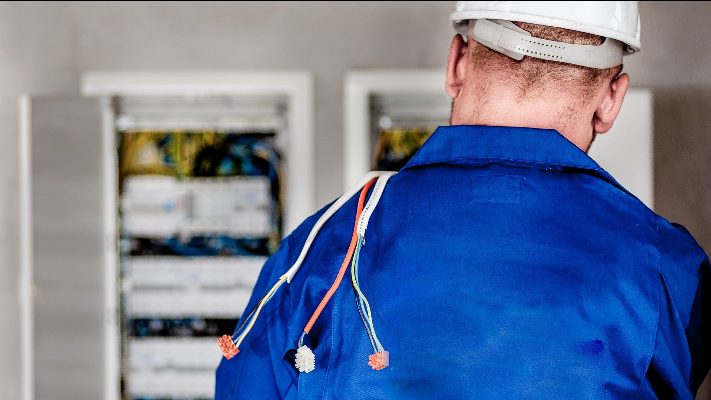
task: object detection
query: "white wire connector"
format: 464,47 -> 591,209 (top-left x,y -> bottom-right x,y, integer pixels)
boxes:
294,345 -> 316,373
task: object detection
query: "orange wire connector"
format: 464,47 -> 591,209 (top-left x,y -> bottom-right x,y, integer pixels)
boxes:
368,350 -> 390,371
218,334 -> 239,359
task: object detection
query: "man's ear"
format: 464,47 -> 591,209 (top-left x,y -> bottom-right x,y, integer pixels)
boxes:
593,72 -> 629,134
446,34 -> 469,100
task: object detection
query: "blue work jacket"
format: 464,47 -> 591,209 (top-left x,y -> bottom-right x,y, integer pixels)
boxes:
216,125 -> 710,399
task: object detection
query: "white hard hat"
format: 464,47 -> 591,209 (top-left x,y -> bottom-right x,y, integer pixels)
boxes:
451,1 -> 641,69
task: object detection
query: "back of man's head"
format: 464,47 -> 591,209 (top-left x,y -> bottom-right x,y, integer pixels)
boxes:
446,3 -> 638,151
470,22 -> 620,103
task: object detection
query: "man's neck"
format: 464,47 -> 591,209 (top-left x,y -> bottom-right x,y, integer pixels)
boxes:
451,82 -> 595,152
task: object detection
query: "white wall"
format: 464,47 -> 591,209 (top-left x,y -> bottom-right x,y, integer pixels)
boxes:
0,4 -> 77,399
1,2 -> 710,398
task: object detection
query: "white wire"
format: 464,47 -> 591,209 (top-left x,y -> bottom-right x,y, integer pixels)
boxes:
234,275 -> 287,348
352,237 -> 384,352
351,173 -> 395,352
283,171 -> 392,282
226,171 -> 397,353
357,172 -> 396,238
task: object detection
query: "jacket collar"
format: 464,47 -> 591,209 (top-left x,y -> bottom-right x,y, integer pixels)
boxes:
403,125 -> 624,190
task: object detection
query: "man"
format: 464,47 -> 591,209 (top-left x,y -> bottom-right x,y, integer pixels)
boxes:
216,2 -> 709,398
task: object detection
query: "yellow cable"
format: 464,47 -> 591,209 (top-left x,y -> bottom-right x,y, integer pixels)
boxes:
350,238 -> 384,351
234,275 -> 287,349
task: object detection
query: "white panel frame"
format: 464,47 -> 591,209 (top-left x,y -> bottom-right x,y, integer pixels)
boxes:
343,69 -> 653,208
343,69 -> 445,189
99,96 -> 119,400
81,70 -> 314,400
82,70 -> 315,232
18,95 -> 34,400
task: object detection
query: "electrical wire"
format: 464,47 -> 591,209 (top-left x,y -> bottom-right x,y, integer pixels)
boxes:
352,279 -> 378,352
301,178 -> 377,335
283,171 -> 387,282
232,275 -> 287,348
348,173 -> 395,369
219,172 -> 393,360
350,237 -> 383,353
220,175 -> 380,357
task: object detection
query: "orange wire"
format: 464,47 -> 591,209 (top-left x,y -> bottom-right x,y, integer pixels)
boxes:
303,178 -> 376,335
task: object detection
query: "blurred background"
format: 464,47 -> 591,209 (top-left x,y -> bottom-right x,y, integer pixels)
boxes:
1,2 -> 710,400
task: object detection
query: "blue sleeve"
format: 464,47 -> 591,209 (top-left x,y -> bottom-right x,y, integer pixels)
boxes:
214,235 -> 297,399
666,224 -> 710,389
688,255 -> 710,390
215,206 -> 330,399
649,222 -> 710,396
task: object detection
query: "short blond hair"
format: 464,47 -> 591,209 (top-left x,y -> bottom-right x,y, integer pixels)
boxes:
469,22 -> 621,100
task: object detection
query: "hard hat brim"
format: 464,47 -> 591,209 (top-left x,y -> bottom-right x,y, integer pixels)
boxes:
450,10 -> 641,54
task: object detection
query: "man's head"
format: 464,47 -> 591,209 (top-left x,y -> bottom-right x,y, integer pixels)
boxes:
446,2 -> 641,152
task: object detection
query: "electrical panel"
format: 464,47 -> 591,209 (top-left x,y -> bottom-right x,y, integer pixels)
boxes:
369,94 -> 450,171
115,95 -> 287,400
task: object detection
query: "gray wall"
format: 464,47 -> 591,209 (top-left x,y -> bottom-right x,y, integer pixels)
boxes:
1,2 -> 710,398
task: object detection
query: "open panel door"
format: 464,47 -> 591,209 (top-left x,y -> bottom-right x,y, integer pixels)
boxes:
22,96 -> 110,400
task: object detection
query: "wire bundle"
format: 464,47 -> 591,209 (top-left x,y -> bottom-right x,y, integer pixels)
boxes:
218,171 -> 395,372
297,172 -> 395,371
350,236 -> 388,370
293,179 -> 376,372
218,275 -> 287,360
298,178 -> 377,345
349,173 -> 395,370
218,172 -> 389,361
